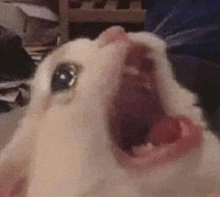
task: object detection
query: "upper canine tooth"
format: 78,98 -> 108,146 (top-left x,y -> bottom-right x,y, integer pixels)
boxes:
144,82 -> 152,90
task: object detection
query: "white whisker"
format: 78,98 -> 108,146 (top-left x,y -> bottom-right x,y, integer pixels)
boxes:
153,10 -> 177,34
166,26 -> 218,47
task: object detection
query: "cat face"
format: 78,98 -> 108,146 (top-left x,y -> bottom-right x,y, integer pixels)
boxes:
1,26 -> 220,197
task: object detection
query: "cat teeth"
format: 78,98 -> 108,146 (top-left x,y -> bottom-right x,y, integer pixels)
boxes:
143,82 -> 152,90
179,121 -> 189,138
132,142 -> 155,156
146,142 -> 154,150
132,140 -> 180,156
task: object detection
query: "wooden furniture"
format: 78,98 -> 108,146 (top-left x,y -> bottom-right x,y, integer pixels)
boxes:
59,0 -> 146,43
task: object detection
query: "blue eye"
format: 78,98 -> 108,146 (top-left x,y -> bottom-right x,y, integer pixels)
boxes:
51,64 -> 77,92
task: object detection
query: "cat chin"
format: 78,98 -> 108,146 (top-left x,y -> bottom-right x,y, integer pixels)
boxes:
137,132 -> 220,197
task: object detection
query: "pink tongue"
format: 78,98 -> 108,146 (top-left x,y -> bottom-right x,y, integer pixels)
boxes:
149,118 -> 182,146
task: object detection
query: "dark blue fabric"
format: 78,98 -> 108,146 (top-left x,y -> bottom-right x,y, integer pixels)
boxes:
145,0 -> 203,9
144,4 -> 220,130
144,4 -> 220,64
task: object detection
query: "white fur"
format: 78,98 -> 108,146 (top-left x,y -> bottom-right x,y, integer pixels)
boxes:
0,27 -> 220,197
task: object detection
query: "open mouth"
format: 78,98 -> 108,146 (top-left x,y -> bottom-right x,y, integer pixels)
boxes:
106,40 -> 203,171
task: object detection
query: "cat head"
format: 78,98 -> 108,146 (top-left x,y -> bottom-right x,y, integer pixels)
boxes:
1,26 -> 220,197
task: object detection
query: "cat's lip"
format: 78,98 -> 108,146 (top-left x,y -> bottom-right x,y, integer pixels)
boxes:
114,116 -> 203,172
102,31 -> 203,170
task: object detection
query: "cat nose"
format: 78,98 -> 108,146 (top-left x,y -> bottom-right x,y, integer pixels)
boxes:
98,26 -> 128,47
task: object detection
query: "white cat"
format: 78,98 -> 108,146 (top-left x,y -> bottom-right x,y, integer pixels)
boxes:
1,26 -> 220,197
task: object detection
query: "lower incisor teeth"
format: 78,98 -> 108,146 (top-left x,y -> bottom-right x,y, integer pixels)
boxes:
132,143 -> 155,156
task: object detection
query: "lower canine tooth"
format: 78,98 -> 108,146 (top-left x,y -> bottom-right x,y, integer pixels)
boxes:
132,143 -> 155,156
132,145 -> 147,156
147,143 -> 153,150
132,146 -> 140,155
179,121 -> 189,138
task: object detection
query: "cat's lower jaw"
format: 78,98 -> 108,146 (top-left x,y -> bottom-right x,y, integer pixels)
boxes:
138,130 -> 220,197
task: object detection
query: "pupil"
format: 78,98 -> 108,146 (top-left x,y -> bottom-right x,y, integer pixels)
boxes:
51,66 -> 76,92
57,70 -> 72,84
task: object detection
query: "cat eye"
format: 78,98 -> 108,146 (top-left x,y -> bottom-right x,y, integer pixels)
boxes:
51,63 -> 77,92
